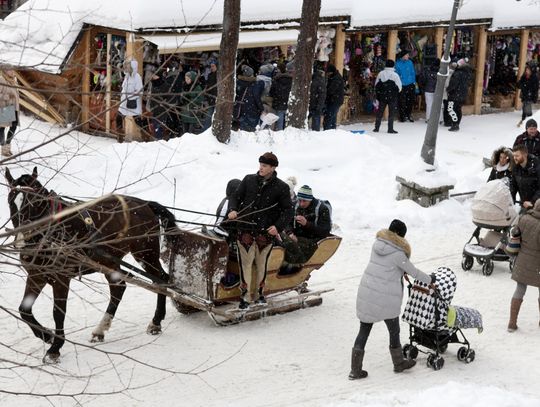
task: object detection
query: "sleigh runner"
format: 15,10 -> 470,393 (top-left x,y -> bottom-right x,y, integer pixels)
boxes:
164,229 -> 341,325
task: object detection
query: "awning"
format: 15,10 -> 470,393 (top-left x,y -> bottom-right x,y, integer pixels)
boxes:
141,29 -> 300,54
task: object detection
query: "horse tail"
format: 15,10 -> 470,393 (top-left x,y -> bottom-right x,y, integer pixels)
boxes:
146,201 -> 179,245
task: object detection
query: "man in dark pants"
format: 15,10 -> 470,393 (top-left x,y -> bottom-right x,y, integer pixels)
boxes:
323,64 -> 345,130
227,152 -> 293,309
511,144 -> 540,212
373,59 -> 402,134
280,185 -> 332,267
395,50 -> 416,122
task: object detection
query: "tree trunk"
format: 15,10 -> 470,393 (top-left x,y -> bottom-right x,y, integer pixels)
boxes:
213,0 -> 241,143
287,0 -> 321,129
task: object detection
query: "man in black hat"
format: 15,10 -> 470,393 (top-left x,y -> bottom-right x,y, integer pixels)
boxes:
513,119 -> 540,159
228,152 -> 293,308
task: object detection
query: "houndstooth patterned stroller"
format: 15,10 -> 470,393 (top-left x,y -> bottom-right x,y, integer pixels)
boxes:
401,267 -> 482,370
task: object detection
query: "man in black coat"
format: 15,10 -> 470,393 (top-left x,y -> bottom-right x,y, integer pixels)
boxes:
324,64 -> 345,130
513,118 -> 540,159
234,65 -> 264,132
270,62 -> 294,130
309,66 -> 327,131
511,144 -> 540,211
446,58 -> 472,132
281,185 -> 331,266
228,152 -> 293,308
203,59 -> 218,131
517,65 -> 539,124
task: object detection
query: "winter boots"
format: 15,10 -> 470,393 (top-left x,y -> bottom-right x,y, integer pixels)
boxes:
348,348 -> 368,380
1,143 -> 12,157
448,124 -> 460,132
507,298 -> 523,332
389,346 -> 416,373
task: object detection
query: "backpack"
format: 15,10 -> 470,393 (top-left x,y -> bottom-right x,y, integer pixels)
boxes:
315,199 -> 332,226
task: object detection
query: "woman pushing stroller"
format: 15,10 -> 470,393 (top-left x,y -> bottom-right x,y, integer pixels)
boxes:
349,219 -> 435,380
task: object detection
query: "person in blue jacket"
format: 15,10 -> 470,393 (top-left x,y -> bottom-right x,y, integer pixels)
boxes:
395,50 -> 417,123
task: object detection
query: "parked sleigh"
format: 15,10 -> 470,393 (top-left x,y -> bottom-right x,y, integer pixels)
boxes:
163,229 -> 341,325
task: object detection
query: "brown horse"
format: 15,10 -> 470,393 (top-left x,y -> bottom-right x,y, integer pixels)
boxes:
5,167 -> 178,363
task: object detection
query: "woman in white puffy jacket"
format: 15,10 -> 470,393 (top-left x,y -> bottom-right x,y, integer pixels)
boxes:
115,60 -> 143,142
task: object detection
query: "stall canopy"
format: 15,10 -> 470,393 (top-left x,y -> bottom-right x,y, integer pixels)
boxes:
142,30 -> 300,54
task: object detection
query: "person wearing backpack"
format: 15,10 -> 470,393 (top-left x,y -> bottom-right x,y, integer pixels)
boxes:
280,185 -> 331,265
373,59 -> 402,134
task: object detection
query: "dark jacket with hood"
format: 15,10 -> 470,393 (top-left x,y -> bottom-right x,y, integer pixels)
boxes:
447,65 -> 472,103
487,147 -> 514,181
269,73 -> 293,111
513,131 -> 540,158
228,171 -> 293,234
206,70 -> 218,104
511,154 -> 540,205
234,75 -> 264,123
309,70 -> 327,115
326,68 -> 345,107
180,71 -> 204,124
293,198 -> 331,240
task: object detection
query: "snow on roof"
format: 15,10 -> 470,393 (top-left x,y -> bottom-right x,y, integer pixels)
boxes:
0,0 -> 537,74
349,0 -> 495,29
491,0 -> 540,30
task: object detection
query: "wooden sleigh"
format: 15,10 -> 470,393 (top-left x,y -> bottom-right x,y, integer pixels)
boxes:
164,230 -> 341,325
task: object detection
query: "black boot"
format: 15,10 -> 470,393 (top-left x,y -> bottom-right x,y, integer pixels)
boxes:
348,348 -> 368,380
388,129 -> 398,134
239,289 -> 249,309
389,346 -> 416,373
255,287 -> 266,304
373,128 -> 379,133
448,124 -> 459,132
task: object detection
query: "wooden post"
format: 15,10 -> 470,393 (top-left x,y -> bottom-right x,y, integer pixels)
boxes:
81,27 -> 91,132
473,25 -> 487,115
515,29 -> 530,110
435,27 -> 444,58
334,24 -> 346,74
387,29 -> 398,62
105,33 -> 112,134
384,30 -> 398,120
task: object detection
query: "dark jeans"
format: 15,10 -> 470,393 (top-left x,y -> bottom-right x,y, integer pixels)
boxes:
374,99 -> 397,131
323,103 -> 340,130
0,111 -> 18,145
447,99 -> 462,125
442,99 -> 450,125
310,113 -> 322,131
522,101 -> 533,120
399,84 -> 416,121
353,317 -> 401,351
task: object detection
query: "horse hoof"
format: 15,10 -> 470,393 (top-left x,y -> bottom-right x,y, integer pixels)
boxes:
42,352 -> 60,364
90,334 -> 104,343
146,323 -> 162,335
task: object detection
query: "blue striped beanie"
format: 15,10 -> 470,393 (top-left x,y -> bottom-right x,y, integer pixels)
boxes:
297,185 -> 313,201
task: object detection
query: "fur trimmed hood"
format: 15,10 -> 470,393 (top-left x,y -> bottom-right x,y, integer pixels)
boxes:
375,229 -> 412,258
491,146 -> 514,170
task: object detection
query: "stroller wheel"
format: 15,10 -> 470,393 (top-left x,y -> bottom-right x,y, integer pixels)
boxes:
427,354 -> 445,371
476,257 -> 485,266
461,255 -> 474,271
457,347 -> 475,363
482,260 -> 494,276
403,344 -> 419,360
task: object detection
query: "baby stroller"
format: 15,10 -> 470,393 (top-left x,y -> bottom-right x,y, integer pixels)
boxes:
402,267 -> 482,371
461,179 -> 518,276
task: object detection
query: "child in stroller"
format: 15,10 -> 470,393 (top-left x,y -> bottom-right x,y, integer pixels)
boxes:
462,178 -> 518,276
402,267 -> 482,370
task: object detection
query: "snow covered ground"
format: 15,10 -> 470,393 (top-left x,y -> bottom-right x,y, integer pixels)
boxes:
1,111 -> 540,406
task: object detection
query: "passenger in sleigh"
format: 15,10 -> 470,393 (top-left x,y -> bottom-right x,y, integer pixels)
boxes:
279,185 -> 332,275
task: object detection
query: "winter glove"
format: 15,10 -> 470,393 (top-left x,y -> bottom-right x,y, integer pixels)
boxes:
430,273 -> 437,284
